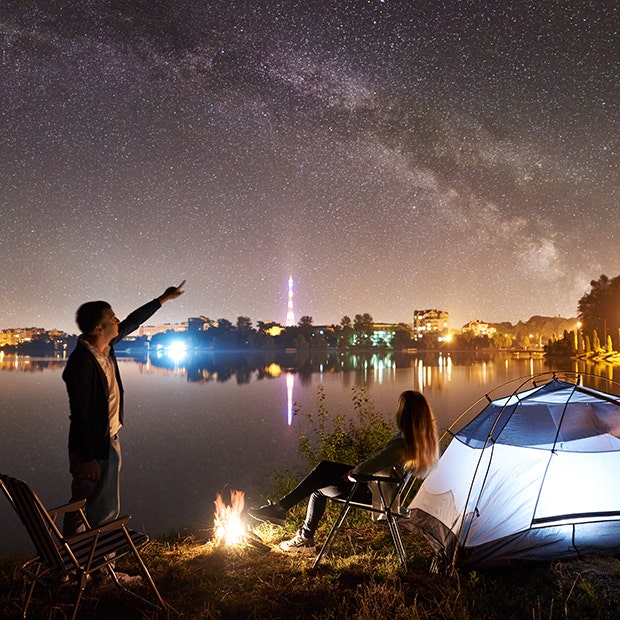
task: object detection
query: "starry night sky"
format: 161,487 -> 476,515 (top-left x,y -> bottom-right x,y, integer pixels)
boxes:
1,1 -> 617,334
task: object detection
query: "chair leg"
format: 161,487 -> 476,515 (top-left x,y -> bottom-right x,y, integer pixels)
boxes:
312,501 -> 354,569
131,549 -> 167,610
386,514 -> 407,566
96,556 -> 166,613
312,477 -> 410,569
70,572 -> 88,620
120,531 -> 166,611
20,561 -> 44,619
22,578 -> 36,619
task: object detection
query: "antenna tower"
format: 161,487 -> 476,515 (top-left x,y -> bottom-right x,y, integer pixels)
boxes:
286,276 -> 295,326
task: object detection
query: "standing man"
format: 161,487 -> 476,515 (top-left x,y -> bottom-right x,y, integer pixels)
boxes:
62,281 -> 185,535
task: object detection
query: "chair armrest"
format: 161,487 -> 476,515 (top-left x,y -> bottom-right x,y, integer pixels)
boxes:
64,514 -> 133,544
349,473 -> 401,484
48,499 -> 87,516
97,514 -> 132,530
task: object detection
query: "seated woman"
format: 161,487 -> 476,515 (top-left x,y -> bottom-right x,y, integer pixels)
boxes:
248,390 -> 438,552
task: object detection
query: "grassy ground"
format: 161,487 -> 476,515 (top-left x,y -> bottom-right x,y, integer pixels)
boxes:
2,510 -> 620,620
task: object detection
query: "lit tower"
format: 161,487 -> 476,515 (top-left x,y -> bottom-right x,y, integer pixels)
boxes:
286,276 -> 295,326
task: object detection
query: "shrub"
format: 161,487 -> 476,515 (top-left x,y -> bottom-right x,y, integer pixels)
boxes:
297,384 -> 393,468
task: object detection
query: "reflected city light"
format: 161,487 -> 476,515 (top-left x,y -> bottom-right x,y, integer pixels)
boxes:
164,341 -> 187,364
286,371 -> 295,426
417,358 -> 425,389
368,354 -> 397,384
266,363 -> 282,378
438,353 -> 453,382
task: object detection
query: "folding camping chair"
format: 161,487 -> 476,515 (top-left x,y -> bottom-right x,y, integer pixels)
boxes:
0,473 -> 166,619
312,470 -> 414,569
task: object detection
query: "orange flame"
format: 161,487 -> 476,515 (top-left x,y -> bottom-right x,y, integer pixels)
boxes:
213,489 -> 246,545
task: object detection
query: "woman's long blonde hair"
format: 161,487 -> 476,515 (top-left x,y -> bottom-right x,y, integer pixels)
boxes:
396,390 -> 438,477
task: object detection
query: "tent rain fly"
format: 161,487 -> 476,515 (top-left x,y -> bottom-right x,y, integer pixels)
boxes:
406,373 -> 620,567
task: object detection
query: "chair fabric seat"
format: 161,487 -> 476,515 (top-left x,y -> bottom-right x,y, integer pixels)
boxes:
328,495 -> 411,519
57,528 -> 149,572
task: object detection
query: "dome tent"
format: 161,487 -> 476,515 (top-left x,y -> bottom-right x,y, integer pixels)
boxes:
407,373 -> 620,568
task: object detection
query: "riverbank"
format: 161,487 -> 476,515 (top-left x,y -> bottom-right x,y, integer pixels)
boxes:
582,352 -> 620,365
2,519 -> 620,619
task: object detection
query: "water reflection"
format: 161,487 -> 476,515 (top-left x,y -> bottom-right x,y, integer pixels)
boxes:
1,350 -> 617,427
415,353 -> 453,389
0,354 -> 66,373
1,350 -> 617,387
4,348 -> 616,432
127,350 -> 437,386
286,371 -> 294,426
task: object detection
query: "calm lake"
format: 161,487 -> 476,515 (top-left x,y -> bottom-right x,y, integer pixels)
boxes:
0,349 -> 615,556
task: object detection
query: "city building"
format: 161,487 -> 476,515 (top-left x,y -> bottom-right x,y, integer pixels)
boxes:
260,322 -> 285,337
461,319 -> 496,338
136,322 -> 188,338
188,316 -> 215,332
370,323 -> 397,347
0,327 -> 47,346
412,309 -> 450,340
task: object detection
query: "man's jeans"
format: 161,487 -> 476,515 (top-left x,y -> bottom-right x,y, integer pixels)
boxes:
63,435 -> 122,536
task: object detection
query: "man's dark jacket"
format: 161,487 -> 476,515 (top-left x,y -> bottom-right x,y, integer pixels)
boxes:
62,299 -> 161,464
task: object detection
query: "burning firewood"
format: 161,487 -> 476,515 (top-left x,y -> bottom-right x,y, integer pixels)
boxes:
213,489 -> 270,553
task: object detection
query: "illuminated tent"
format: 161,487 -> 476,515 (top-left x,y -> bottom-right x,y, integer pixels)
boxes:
407,375 -> 620,567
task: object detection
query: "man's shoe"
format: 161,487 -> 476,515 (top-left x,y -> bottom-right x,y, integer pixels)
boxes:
248,501 -> 287,527
279,530 -> 316,554
93,571 -> 142,593
115,572 -> 142,587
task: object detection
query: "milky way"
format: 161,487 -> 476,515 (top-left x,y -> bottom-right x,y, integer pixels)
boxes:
1,1 -> 617,333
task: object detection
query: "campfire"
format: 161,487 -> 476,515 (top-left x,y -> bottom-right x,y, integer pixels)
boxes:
213,489 -> 269,552
214,489 -> 246,545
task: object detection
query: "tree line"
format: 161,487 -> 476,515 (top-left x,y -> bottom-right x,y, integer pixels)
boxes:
545,273 -> 620,358
8,273 -> 618,356
148,313 -> 403,352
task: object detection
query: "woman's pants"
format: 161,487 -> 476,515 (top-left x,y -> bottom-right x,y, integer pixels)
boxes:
279,460 -> 372,536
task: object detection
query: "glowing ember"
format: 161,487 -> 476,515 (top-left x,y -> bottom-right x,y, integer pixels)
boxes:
213,489 -> 246,545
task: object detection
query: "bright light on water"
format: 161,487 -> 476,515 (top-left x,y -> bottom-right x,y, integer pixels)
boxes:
165,340 -> 187,363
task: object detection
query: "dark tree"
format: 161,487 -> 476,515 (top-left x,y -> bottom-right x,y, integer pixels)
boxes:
578,274 -> 620,349
211,318 -> 240,349
236,316 -> 255,347
298,316 -> 314,327
353,313 -> 374,347
392,324 -> 414,350
236,316 -> 253,333
338,316 -> 354,348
